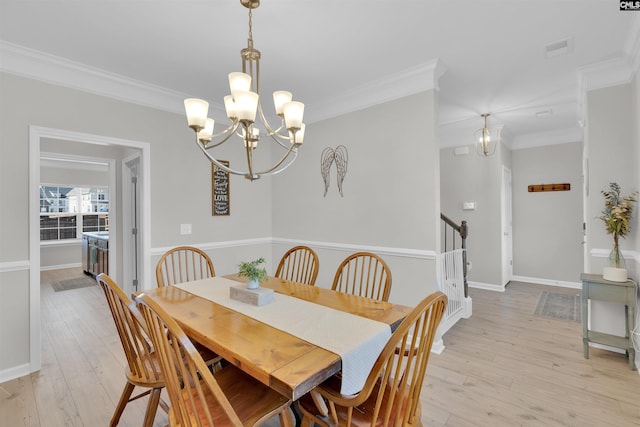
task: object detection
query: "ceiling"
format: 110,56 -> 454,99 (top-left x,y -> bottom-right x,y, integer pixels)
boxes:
1,1 -> 638,149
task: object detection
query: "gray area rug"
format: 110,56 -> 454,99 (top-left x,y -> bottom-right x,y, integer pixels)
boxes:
534,291 -> 581,323
52,276 -> 97,292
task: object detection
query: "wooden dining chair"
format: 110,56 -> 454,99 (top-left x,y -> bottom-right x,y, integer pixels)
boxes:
297,291 -> 447,427
331,252 -> 392,301
135,292 -> 294,427
155,246 -> 223,369
156,245 -> 216,288
96,273 -> 167,427
274,245 -> 320,286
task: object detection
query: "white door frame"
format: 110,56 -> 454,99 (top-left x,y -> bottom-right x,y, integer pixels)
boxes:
122,153 -> 142,296
501,166 -> 513,287
29,126 -> 151,372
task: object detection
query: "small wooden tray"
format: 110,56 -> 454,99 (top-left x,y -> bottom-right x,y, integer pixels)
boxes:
230,285 -> 275,306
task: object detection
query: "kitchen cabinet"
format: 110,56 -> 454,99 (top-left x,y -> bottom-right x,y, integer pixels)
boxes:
82,231 -> 109,276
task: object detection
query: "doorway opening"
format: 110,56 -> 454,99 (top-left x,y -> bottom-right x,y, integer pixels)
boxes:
29,126 -> 151,372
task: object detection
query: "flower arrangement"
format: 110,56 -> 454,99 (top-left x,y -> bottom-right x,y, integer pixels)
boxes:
238,257 -> 267,288
598,182 -> 637,269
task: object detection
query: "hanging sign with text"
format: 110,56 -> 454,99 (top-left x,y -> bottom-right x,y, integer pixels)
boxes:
212,161 -> 230,216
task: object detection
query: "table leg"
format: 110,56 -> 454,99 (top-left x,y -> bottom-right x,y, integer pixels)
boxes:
583,338 -> 589,359
582,293 -> 589,359
626,304 -> 636,371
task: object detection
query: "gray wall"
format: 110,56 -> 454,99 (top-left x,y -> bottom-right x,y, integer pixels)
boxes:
584,80 -> 639,354
440,142 -> 504,287
511,142 -> 583,283
272,91 -> 441,305
586,83 -> 637,274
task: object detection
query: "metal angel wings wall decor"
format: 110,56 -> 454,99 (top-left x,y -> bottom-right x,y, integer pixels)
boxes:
321,145 -> 348,197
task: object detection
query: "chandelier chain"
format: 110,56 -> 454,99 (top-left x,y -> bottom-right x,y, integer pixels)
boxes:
248,9 -> 253,42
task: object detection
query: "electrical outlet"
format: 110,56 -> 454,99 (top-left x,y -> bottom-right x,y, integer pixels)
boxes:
180,224 -> 192,235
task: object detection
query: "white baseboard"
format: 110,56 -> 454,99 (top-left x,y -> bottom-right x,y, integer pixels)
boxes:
463,296 -> 472,319
431,338 -> 445,355
40,263 -> 83,271
0,363 -> 30,383
468,280 -> 505,292
511,275 -> 581,289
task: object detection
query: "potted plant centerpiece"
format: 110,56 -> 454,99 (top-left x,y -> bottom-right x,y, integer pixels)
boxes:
598,182 -> 637,282
238,257 -> 267,290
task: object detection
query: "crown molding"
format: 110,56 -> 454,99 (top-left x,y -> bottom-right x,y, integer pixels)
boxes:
511,126 -> 583,150
306,59 -> 447,123
1,41 -> 441,124
624,14 -> 640,72
577,54 -> 635,102
0,41 -> 228,117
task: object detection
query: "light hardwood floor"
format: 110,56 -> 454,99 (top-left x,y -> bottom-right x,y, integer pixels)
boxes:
1,269 -> 640,426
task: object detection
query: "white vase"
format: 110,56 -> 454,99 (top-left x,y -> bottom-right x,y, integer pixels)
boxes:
603,267 -> 628,282
247,279 -> 259,290
603,246 -> 628,282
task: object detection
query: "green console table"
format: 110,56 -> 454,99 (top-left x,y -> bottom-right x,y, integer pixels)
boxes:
581,273 -> 636,370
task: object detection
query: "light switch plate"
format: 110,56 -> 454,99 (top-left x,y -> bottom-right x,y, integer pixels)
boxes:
462,202 -> 476,210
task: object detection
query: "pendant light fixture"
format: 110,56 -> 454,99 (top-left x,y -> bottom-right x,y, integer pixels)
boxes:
474,113 -> 499,156
184,0 -> 306,181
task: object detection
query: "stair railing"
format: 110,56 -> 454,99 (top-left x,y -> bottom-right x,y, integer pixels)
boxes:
440,213 -> 468,298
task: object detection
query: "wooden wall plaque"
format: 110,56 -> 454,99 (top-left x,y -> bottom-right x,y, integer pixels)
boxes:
528,183 -> 570,193
212,161 -> 230,216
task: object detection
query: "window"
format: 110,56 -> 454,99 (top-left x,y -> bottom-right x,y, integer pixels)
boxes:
40,185 -> 109,241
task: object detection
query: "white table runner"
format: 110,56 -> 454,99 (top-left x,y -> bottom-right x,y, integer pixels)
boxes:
174,277 -> 391,395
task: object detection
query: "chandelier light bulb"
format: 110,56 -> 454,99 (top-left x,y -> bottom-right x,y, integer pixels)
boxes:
478,129 -> 490,144
273,91 -> 293,116
198,118 -> 215,143
184,98 -> 209,130
289,123 -> 305,144
224,95 -> 238,120
229,72 -> 252,98
235,91 -> 259,123
283,101 -> 304,130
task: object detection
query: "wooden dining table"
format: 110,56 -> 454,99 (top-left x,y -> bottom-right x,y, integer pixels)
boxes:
137,274 -> 412,401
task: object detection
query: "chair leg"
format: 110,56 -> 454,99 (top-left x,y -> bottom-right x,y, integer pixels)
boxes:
142,387 -> 163,427
110,382 -> 135,426
279,407 -> 294,427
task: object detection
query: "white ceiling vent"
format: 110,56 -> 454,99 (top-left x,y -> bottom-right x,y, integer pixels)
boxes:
544,38 -> 573,58
535,109 -> 553,117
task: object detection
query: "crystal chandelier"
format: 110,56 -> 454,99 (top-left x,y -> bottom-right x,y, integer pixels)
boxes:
184,0 -> 305,181
474,113 -> 499,156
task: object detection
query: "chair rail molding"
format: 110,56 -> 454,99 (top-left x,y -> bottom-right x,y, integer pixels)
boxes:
0,260 -> 30,273
590,248 -> 639,264
151,237 -> 273,257
272,237 -> 437,260
153,238 -> 437,261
